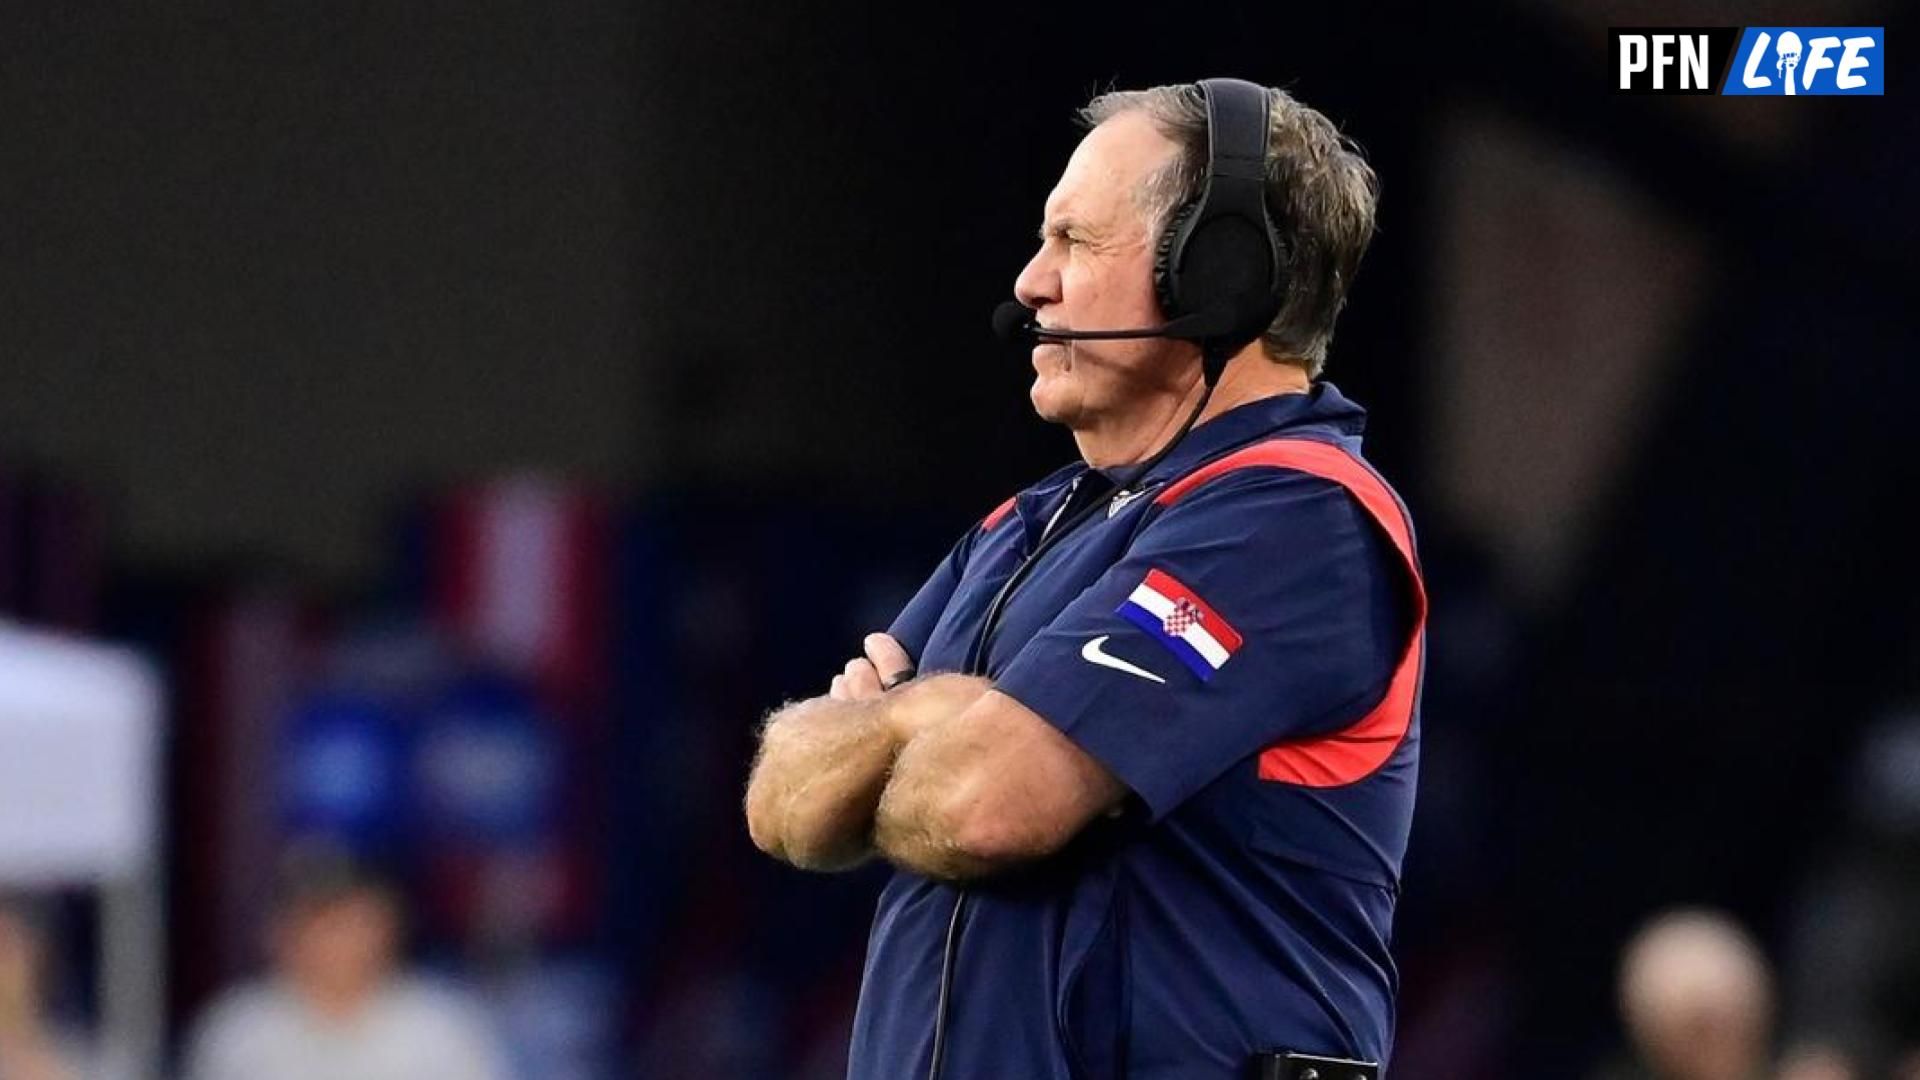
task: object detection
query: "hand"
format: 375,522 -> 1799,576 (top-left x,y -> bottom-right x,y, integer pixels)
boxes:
829,633 -> 916,702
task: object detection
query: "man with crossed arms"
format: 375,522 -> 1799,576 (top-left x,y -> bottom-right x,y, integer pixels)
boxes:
747,80 -> 1425,1078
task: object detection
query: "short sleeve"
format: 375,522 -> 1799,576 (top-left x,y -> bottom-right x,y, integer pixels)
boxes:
885,525 -> 982,665
991,468 -> 1408,820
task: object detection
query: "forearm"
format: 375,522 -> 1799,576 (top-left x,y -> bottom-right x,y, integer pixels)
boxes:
872,689 -> 1037,882
745,696 -> 901,871
873,748 -> 1005,881
873,683 -> 1127,882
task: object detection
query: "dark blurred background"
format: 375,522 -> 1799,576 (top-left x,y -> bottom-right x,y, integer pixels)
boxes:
1,1 -> 1915,1077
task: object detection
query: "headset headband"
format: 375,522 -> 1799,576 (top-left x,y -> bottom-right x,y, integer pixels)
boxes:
1152,77 -> 1287,371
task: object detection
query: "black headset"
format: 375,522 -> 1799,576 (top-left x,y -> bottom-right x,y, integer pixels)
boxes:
1153,76 -> 1290,380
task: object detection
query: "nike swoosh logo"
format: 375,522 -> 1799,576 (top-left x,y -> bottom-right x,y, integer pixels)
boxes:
1080,635 -> 1166,684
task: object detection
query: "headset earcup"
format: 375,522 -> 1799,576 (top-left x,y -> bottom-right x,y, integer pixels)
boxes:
1187,213 -> 1287,340
1153,198 -> 1202,319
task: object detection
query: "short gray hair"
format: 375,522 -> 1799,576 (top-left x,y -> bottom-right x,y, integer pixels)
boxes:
1079,83 -> 1378,378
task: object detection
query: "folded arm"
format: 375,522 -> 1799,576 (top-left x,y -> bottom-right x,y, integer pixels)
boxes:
746,666 -> 1124,880
745,635 -> 991,871
873,688 -> 1128,881
745,692 -> 902,871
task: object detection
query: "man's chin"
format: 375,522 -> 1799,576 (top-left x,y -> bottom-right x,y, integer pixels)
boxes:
1028,380 -> 1077,425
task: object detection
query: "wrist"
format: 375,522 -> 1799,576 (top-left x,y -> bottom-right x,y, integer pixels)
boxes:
875,690 -> 920,744
878,673 -> 989,742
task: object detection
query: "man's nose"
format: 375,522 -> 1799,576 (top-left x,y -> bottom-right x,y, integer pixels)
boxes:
1013,248 -> 1059,311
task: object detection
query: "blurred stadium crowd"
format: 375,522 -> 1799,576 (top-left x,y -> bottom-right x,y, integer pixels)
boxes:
0,469 -> 982,1077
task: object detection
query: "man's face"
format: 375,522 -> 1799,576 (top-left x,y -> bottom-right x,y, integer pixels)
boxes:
272,890 -> 399,1008
1014,111 -> 1194,433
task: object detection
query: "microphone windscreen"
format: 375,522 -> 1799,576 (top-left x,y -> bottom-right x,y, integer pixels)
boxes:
992,301 -> 1036,345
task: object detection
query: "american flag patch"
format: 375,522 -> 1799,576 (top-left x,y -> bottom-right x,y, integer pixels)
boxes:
1115,569 -> 1244,681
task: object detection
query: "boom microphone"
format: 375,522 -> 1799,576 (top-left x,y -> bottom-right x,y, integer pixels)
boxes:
991,300 -> 1237,347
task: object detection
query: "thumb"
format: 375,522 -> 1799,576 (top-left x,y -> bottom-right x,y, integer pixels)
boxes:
863,633 -> 915,685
